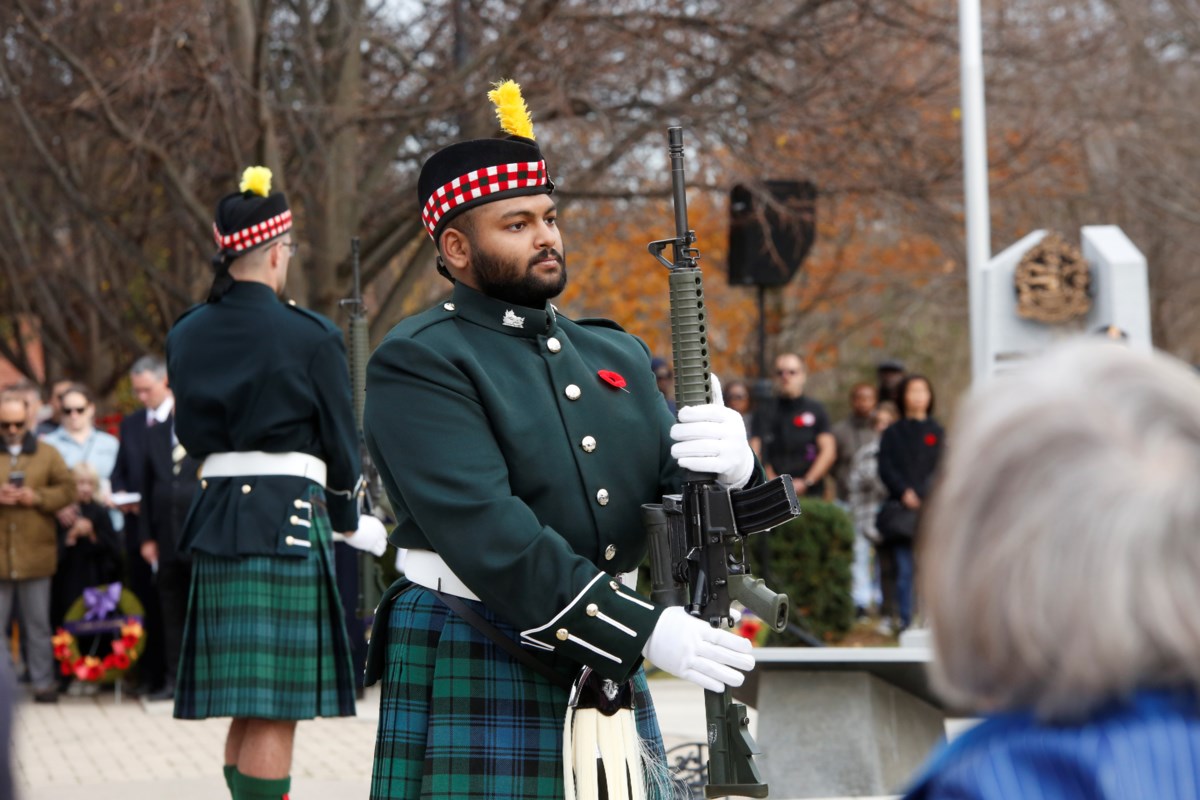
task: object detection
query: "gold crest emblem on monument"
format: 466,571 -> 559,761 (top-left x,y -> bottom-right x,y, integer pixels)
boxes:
1013,232 -> 1092,324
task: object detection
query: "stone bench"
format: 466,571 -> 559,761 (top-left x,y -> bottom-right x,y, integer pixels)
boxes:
732,644 -> 947,799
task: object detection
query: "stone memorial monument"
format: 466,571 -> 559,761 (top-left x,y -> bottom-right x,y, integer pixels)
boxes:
983,225 -> 1151,379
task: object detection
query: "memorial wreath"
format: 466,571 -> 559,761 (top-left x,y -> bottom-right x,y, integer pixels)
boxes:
52,582 -> 146,683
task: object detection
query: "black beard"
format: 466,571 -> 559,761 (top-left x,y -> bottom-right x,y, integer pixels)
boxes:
472,246 -> 568,309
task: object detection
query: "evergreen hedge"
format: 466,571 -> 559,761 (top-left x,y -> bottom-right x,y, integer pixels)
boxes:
750,498 -> 855,643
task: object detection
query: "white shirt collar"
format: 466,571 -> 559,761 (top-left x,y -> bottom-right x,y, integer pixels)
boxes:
148,395 -> 174,424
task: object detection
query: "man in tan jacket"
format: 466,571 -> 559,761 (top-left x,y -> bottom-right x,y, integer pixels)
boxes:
0,392 -> 75,702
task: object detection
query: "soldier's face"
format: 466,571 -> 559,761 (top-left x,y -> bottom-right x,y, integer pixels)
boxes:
465,195 -> 567,308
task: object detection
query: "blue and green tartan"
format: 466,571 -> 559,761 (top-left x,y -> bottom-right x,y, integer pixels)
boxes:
369,585 -> 667,800
174,484 -> 356,720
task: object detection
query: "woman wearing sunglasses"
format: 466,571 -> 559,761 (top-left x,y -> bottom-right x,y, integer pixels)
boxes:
41,384 -> 120,525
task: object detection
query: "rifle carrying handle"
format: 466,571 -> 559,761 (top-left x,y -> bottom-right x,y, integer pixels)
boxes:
350,317 -> 369,430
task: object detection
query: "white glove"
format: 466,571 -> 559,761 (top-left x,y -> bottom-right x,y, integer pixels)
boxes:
670,374 -> 755,489
343,514 -> 388,556
642,607 -> 755,693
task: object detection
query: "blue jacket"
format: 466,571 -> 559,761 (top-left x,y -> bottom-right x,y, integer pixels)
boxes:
904,688 -> 1200,800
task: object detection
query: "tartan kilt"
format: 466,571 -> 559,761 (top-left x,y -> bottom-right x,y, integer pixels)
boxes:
370,585 -> 668,800
174,484 -> 356,720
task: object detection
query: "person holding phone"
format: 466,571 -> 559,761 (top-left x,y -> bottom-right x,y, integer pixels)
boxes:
0,392 -> 75,703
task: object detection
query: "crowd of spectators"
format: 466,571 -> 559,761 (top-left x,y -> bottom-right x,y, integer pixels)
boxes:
4,347 -> 937,708
654,352 -> 942,636
6,348 -> 934,701
0,356 -> 188,703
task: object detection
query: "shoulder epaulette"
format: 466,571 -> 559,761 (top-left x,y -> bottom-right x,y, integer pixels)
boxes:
390,300 -> 459,340
172,303 -> 205,327
285,300 -> 339,333
574,316 -> 627,333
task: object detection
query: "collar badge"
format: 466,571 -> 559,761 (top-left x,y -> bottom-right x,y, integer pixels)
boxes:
502,310 -> 526,329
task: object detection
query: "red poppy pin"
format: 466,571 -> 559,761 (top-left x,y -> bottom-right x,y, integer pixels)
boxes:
597,370 -> 629,393
793,412 -> 816,428
924,433 -> 938,446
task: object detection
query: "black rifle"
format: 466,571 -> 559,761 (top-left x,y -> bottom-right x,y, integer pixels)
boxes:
340,237 -> 386,621
643,128 -> 800,799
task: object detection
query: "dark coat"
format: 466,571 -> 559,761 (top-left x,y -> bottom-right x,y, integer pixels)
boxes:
166,281 -> 361,557
878,417 -> 945,501
110,410 -> 153,496
51,501 -> 121,625
137,419 -> 202,565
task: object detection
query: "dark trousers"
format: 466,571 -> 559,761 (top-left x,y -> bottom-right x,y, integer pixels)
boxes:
878,544 -> 899,623
157,558 -> 192,689
123,517 -> 165,690
878,541 -> 914,628
334,542 -> 367,689
0,580 -> 52,691
893,543 -> 915,627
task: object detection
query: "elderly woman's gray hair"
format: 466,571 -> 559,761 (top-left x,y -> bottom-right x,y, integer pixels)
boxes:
921,340 -> 1200,720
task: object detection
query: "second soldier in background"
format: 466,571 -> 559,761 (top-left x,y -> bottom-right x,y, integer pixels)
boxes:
167,167 -> 385,800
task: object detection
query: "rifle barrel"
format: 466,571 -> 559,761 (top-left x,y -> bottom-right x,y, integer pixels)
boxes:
668,127 -> 690,246
348,237 -> 368,430
351,237 -> 362,299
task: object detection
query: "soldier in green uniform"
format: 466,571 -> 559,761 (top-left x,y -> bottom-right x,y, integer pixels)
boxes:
364,82 -> 757,800
167,167 -> 386,800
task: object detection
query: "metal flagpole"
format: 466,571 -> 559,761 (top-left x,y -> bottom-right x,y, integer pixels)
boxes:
959,0 -> 991,383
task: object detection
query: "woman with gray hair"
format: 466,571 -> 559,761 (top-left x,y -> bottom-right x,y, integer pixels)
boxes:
904,340 -> 1200,798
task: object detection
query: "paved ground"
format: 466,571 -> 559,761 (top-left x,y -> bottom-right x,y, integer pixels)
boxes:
14,674 -> 960,799
13,677 -> 742,800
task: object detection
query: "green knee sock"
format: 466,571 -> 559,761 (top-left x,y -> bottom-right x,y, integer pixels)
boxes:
223,764 -> 237,797
233,769 -> 291,800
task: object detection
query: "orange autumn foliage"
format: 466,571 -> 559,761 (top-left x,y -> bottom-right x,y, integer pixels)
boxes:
558,195 -> 756,380
560,191 -> 953,384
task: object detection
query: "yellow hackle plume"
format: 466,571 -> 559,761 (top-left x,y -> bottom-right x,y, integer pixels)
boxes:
488,80 -> 536,141
239,166 -> 273,197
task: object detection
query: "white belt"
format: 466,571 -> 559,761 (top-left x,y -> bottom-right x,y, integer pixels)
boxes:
405,549 -> 480,601
200,451 -> 328,488
404,549 -> 639,603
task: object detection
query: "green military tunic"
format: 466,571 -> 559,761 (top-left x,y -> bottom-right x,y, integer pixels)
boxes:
168,281 -> 361,549
365,281 -> 682,682
166,279 -> 361,720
